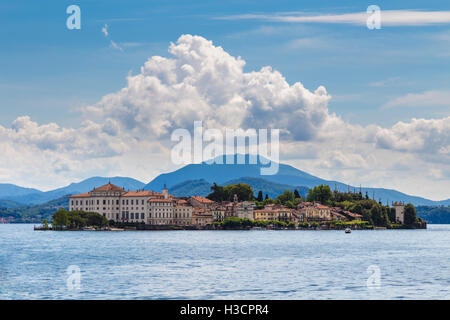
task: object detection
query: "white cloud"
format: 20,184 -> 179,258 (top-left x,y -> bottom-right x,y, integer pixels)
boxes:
101,24 -> 109,37
375,117 -> 450,156
383,90 -> 450,108
84,34 -> 332,141
101,23 -> 123,51
217,10 -> 450,27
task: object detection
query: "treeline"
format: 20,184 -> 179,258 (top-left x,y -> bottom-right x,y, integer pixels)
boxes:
0,195 -> 70,223
206,183 -> 304,209
213,217 -> 296,230
50,209 -> 108,230
307,185 -> 423,228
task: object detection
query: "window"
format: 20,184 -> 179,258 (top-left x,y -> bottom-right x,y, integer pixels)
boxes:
131,213 -> 134,219
141,213 -> 145,219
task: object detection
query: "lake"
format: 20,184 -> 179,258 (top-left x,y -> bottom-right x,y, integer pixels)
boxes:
1,224 -> 449,299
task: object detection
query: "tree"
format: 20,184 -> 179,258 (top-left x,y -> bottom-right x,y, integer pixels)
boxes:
224,183 -> 254,202
257,190 -> 264,202
42,219 -> 49,230
207,183 -> 226,202
307,185 -> 333,204
294,189 -> 301,199
276,190 -> 295,205
370,204 -> 389,227
207,183 -> 254,202
52,208 -> 69,230
265,194 -> 269,200
404,203 -> 417,226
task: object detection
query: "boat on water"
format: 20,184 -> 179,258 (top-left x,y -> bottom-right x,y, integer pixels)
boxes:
108,227 -> 125,231
82,226 -> 96,231
345,228 -> 351,234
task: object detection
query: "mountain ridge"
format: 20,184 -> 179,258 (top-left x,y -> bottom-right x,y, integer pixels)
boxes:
0,156 -> 448,207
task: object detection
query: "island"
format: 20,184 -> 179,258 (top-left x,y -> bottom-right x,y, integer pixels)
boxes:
34,182 -> 426,231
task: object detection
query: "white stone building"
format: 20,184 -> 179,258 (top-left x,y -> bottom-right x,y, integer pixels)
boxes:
69,183 -> 194,226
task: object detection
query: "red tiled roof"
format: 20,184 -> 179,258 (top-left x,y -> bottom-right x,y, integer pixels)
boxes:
69,192 -> 91,198
190,196 -> 215,204
123,190 -> 162,197
344,211 -> 362,217
93,183 -> 125,192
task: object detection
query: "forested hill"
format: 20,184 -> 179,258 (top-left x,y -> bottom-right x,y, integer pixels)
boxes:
416,206 -> 450,224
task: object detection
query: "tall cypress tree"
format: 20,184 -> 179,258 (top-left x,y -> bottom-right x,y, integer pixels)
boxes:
257,190 -> 263,202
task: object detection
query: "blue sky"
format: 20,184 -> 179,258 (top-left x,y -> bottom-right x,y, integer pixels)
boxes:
0,1 -> 449,199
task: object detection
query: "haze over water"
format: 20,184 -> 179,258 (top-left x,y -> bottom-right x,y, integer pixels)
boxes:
1,224 -> 449,299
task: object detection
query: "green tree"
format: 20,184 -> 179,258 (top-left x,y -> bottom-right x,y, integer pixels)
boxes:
307,185 -> 333,204
257,190 -> 264,202
276,190 -> 295,205
52,208 -> 69,230
265,194 -> 269,200
207,183 -> 226,202
42,219 -> 49,230
224,183 -> 254,202
404,203 -> 417,226
370,204 -> 389,227
294,189 -> 301,199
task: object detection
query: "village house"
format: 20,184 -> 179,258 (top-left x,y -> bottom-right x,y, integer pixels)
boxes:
254,204 -> 300,224
297,203 -> 333,222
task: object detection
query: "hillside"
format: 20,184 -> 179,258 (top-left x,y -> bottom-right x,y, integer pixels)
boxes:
0,177 -> 145,206
416,206 -> 450,224
168,177 -> 309,199
0,195 -> 70,223
144,155 -> 448,206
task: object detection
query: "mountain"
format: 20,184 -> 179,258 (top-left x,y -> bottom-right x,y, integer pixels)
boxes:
168,177 -> 309,199
169,179 -> 212,197
0,195 -> 70,223
0,199 -> 25,209
145,154 -> 344,190
144,154 -> 449,206
0,177 -> 146,205
0,183 -> 42,198
416,206 -> 450,224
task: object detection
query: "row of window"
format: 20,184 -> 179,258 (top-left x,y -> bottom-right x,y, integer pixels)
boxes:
71,199 -> 173,206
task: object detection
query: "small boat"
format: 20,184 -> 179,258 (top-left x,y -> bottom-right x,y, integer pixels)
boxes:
82,226 -> 96,231
345,228 -> 351,234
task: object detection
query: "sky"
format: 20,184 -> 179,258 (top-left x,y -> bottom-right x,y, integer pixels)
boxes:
0,0 -> 449,200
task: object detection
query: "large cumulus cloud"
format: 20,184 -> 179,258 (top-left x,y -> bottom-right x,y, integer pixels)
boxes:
84,34 -> 331,141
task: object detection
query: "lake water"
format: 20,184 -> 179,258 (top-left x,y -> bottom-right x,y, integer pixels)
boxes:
1,224 -> 449,300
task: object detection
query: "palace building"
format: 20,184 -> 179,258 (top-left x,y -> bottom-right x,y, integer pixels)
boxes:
69,183 -> 194,226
